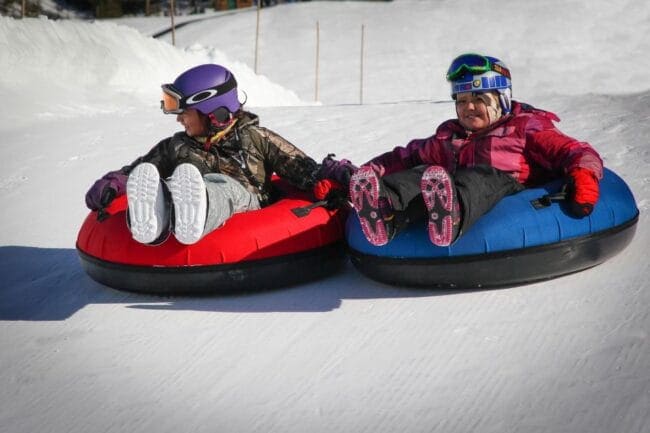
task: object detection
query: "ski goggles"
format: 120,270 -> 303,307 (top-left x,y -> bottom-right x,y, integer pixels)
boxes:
446,54 -> 511,81
160,75 -> 237,114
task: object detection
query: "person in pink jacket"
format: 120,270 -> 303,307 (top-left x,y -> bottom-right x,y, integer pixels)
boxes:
349,53 -> 603,247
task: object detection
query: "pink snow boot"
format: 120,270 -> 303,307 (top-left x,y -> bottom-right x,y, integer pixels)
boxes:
421,165 -> 461,247
349,166 -> 395,246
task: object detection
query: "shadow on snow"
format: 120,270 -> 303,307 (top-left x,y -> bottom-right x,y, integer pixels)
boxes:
0,245 -> 454,321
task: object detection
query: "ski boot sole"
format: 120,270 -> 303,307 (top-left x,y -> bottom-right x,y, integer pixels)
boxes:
126,163 -> 167,245
349,166 -> 392,246
421,165 -> 459,247
168,164 -> 207,245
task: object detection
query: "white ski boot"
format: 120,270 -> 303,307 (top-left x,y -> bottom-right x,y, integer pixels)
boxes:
126,163 -> 169,245
168,163 -> 208,245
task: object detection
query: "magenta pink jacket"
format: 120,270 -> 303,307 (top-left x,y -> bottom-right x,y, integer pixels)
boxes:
365,101 -> 603,186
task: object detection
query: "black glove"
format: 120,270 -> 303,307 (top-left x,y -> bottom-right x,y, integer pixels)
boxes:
323,187 -> 349,210
96,188 -> 117,222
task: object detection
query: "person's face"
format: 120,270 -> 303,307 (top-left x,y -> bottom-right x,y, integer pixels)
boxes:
455,92 -> 491,131
177,109 -> 209,137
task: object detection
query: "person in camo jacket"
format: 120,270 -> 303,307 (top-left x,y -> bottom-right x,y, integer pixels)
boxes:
347,53 -> 603,247
85,64 -> 352,246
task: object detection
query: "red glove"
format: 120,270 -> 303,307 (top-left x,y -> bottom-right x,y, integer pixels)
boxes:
567,168 -> 599,217
313,179 -> 348,209
314,179 -> 343,200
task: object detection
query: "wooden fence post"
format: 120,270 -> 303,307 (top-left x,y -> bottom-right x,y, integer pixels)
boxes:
254,1 -> 261,74
315,21 -> 320,102
360,24 -> 365,105
170,0 -> 176,46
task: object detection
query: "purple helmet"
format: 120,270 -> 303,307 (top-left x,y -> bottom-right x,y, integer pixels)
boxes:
161,64 -> 241,118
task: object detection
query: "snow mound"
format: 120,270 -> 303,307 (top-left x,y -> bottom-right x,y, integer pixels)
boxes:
0,16 -> 305,127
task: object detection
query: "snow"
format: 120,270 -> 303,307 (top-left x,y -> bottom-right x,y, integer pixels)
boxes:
1,1 -> 649,432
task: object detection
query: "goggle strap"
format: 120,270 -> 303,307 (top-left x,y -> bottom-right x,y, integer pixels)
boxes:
447,60 -> 511,81
160,74 -> 238,113
490,63 -> 511,79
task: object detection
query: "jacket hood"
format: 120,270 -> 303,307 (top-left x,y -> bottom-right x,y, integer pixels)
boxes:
235,110 -> 260,129
447,100 -> 560,137
510,101 -> 560,122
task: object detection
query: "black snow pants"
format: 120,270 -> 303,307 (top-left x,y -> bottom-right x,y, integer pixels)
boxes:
380,165 -> 525,238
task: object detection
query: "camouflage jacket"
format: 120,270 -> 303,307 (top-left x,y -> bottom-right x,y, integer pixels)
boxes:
117,111 -> 319,206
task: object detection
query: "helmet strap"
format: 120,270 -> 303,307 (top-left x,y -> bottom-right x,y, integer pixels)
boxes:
497,89 -> 512,114
203,118 -> 238,151
207,110 -> 235,134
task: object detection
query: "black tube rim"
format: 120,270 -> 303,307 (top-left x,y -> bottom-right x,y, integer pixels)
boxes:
77,241 -> 346,296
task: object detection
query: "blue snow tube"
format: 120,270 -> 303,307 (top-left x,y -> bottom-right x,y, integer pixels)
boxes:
346,168 -> 638,289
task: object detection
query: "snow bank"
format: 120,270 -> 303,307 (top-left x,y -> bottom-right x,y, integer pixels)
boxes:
0,16 -> 305,127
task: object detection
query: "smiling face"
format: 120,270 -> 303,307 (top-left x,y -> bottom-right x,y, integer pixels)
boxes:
455,91 -> 505,132
455,92 -> 492,131
176,108 -> 210,137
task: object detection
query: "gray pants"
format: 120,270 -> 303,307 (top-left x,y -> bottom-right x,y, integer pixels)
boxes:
202,173 -> 260,235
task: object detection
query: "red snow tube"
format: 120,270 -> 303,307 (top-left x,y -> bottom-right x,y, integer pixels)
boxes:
77,179 -> 347,295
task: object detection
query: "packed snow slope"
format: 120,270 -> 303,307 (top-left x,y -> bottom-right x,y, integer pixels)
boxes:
1,1 -> 650,432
